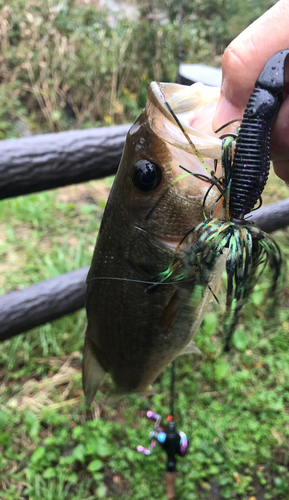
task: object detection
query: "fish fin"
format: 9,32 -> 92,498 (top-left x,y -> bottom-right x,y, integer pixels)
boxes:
106,384 -> 157,407
82,331 -> 106,406
106,393 -> 126,407
190,252 -> 227,337
178,340 -> 201,356
160,291 -> 180,335
140,384 -> 157,396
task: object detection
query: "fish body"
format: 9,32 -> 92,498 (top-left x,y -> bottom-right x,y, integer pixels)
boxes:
83,82 -> 228,404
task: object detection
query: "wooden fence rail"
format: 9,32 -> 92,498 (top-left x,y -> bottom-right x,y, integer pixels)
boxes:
0,267 -> 89,342
0,124 -> 130,200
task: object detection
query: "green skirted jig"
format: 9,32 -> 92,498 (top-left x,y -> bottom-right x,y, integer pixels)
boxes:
157,50 -> 289,350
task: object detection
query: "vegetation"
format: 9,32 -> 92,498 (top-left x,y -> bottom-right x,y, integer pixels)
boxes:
2,170 -> 289,500
0,0 -> 276,137
1,0 -> 288,499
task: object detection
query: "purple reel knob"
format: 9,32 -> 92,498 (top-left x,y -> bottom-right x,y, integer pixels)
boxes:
137,445 -> 151,456
179,431 -> 188,457
147,411 -> 160,421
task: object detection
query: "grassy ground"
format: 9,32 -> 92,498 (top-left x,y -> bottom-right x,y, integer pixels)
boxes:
1,171 -> 289,500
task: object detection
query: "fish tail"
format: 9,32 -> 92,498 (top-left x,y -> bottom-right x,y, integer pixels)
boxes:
82,329 -> 106,406
177,339 -> 201,356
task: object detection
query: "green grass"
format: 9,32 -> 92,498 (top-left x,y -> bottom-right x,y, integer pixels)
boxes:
1,171 -> 289,499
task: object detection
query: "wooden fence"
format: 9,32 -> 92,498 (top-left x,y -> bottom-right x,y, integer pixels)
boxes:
1,65 -> 289,341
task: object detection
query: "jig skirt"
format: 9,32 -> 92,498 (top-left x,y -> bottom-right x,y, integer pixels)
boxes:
157,49 -> 288,350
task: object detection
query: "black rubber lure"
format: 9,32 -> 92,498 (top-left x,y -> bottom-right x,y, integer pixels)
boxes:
157,49 -> 289,350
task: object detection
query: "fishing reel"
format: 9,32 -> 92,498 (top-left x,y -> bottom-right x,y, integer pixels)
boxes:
137,410 -> 188,464
137,411 -> 188,499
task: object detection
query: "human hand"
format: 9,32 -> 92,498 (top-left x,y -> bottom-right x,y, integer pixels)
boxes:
212,0 -> 289,183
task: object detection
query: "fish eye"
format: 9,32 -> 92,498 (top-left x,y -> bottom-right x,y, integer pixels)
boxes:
133,160 -> 161,191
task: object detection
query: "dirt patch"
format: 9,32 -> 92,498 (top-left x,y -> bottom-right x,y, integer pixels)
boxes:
6,352 -> 83,412
13,224 -> 32,241
0,250 -> 26,280
0,223 -> 7,244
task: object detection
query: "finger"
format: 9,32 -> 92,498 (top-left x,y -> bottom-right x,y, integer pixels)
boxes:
273,160 -> 289,183
271,94 -> 289,161
213,0 -> 289,131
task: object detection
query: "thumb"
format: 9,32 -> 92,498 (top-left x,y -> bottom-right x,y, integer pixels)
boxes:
213,0 -> 289,132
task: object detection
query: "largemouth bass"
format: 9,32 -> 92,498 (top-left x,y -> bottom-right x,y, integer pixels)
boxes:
83,82 -> 230,405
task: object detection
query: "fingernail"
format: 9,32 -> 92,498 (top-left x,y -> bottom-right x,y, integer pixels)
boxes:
213,96 -> 241,133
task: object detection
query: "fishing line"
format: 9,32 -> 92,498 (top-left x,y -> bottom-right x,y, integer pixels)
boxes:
178,165 -> 213,184
170,360 -> 175,418
214,118 -> 241,134
87,276 -> 195,285
165,101 -> 212,177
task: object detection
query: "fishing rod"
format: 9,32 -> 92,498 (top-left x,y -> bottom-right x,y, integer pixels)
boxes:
137,362 -> 188,499
136,5 -> 188,497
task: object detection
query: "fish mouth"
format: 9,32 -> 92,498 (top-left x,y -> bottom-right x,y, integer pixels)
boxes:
148,81 -> 224,160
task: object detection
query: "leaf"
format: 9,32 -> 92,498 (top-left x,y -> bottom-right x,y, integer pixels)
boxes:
203,313 -> 217,335
215,360 -> 229,381
88,459 -> 103,472
72,426 -> 83,440
96,484 -> 107,498
59,455 -> 74,466
43,467 -> 56,479
24,412 -> 40,440
72,444 -> 86,462
214,452 -> 223,463
0,433 -> 10,447
232,329 -> 247,351
68,473 -> 78,483
95,437 -> 111,458
31,446 -> 45,463
251,288 -> 264,307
